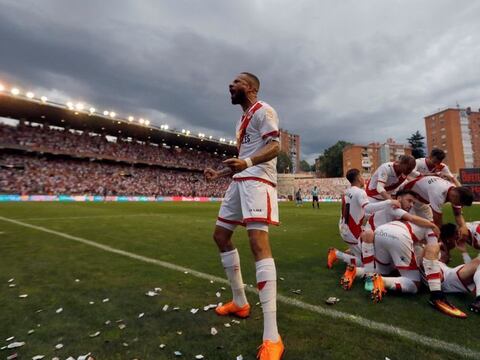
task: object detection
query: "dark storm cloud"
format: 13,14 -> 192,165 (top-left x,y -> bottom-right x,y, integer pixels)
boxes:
1,0 -> 480,162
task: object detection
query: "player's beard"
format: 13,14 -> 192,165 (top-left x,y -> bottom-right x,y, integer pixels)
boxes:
231,90 -> 247,105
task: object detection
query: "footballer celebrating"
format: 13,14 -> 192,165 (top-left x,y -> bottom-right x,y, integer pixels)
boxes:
204,72 -> 284,360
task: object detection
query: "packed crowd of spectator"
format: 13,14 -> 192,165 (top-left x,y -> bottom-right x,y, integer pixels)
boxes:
0,154 -> 230,197
0,123 -> 224,171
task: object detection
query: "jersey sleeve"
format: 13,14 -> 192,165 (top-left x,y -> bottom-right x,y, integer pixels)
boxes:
258,106 -> 280,143
439,164 -> 454,178
376,166 -> 388,193
392,208 -> 408,220
358,190 -> 369,208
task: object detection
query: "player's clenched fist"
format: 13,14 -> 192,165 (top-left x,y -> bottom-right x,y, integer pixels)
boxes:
204,168 -> 219,181
223,158 -> 247,172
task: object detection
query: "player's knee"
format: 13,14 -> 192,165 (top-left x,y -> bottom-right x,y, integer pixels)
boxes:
213,228 -> 233,251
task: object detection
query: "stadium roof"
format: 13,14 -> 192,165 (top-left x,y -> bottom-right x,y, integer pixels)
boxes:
0,90 -> 237,156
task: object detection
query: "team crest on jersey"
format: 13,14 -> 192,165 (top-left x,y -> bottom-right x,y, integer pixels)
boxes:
265,107 -> 275,121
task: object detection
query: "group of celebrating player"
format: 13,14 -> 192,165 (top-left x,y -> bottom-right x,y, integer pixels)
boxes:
327,150 -> 479,318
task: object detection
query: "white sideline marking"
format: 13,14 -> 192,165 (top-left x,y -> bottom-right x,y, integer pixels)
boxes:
19,214 -> 167,221
0,215 -> 478,359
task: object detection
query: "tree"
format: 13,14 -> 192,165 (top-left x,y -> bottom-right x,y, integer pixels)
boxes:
300,160 -> 311,172
276,151 -> 293,173
320,140 -> 352,177
407,130 -> 425,159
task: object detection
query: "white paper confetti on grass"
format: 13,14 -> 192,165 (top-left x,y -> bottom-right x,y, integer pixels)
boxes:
8,278 -> 14,283
77,354 -> 93,360
231,319 -> 241,324
7,355 -> 18,360
174,351 -> 182,356
104,320 -> 111,325
9,284 -> 16,288
6,336 -> 15,341
89,331 -> 101,338
52,357 -> 60,360
32,355 -> 45,360
145,291 -> 157,297
176,331 -> 183,335
210,327 -> 218,336
173,307 -> 180,311
18,294 -> 28,298
138,312 -> 145,318
236,356 -> 243,360
75,279 -> 80,283
162,304 -> 169,311
89,301 -> 95,305
118,324 -> 126,330
190,308 -> 199,314
122,342 -> 129,347
7,341 -> 25,349
224,323 -> 231,328
102,298 -> 109,303
28,329 -> 35,335
159,344 -> 166,349
195,355 -> 204,359
215,292 -> 221,298
56,307 -> 63,314
54,343 -> 64,350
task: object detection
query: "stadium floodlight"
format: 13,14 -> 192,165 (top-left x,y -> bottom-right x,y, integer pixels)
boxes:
181,129 -> 186,133
41,96 -> 48,103
109,111 -> 116,118
103,110 -> 109,116
0,83 -> 4,92
26,91 -> 35,99
89,107 -> 95,114
11,87 -> 20,95
145,120 -> 150,126
128,116 -> 134,122
67,101 -> 74,110
186,130 -> 191,135
75,102 -> 84,111
209,135 -> 213,139
139,118 -> 145,124
164,124 -> 169,130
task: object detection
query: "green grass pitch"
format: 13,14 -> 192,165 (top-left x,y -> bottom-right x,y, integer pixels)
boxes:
0,202 -> 479,359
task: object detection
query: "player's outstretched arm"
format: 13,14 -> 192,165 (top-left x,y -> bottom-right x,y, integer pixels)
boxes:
204,167 -> 232,181
223,141 -> 280,173
401,213 -> 440,236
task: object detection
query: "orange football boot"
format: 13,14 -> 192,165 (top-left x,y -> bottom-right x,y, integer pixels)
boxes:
429,292 -> 467,319
327,248 -> 337,269
371,273 -> 386,303
215,301 -> 250,318
257,337 -> 285,360
340,264 -> 357,290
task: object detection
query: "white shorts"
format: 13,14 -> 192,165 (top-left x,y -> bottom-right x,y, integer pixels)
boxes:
216,179 -> 279,232
339,224 -> 363,265
374,227 -> 420,281
439,262 -> 475,294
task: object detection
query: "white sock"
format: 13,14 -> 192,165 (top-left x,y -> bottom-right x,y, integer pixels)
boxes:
474,266 -> 480,298
383,276 -> 418,294
423,258 -> 442,292
355,267 -> 365,279
335,250 -> 357,265
256,258 -> 279,342
361,242 -> 375,274
220,249 -> 248,306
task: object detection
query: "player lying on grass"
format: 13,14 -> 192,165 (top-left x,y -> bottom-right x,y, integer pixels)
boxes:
339,189 -> 439,290
439,220 -> 480,265
400,175 -> 474,313
328,168 -> 398,270
433,223 -> 480,314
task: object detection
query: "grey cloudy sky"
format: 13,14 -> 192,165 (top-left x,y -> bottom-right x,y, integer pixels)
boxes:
1,0 -> 480,162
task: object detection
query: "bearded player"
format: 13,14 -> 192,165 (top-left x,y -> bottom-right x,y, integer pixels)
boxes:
204,72 -> 283,360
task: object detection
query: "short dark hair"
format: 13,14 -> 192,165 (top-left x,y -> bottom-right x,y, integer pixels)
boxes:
456,187 -> 474,206
346,168 -> 360,184
440,223 -> 457,242
430,148 -> 446,161
398,155 -> 416,168
241,72 -> 260,91
395,189 -> 417,198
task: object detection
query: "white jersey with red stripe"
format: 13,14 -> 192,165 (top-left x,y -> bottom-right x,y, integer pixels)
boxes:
402,176 -> 459,214
367,207 -> 408,231
366,162 -> 407,200
339,186 -> 368,242
378,220 -> 438,245
232,101 -> 280,185
412,158 -> 454,178
466,221 -> 480,249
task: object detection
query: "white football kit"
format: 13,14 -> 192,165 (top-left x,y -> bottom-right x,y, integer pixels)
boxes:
466,221 -> 480,250
366,206 -> 408,231
217,101 -> 280,231
373,221 -> 438,281
411,158 -> 454,178
366,162 -> 407,202
402,176 -> 461,216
